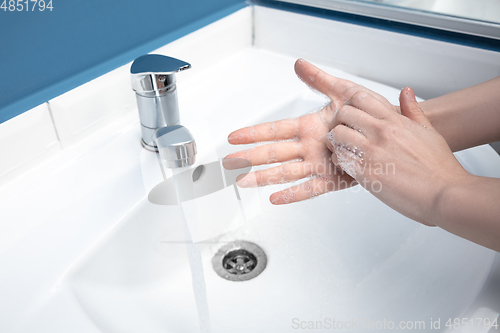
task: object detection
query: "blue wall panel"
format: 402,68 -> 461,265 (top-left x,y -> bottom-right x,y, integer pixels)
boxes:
0,0 -> 246,123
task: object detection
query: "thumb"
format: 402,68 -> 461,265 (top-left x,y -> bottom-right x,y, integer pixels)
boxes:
399,87 -> 433,129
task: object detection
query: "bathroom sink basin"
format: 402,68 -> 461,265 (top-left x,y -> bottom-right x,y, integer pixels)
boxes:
60,50 -> 499,333
3,6 -> 500,333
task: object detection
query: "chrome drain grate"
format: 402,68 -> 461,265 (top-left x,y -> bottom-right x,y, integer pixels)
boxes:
212,241 -> 267,281
223,249 -> 257,275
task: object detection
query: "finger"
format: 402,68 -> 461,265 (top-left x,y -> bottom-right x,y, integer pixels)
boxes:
331,104 -> 379,137
294,59 -> 358,102
228,118 -> 299,144
295,59 -> 396,106
328,124 -> 368,150
345,91 -> 395,119
269,175 -> 355,205
328,125 -> 367,175
225,141 -> 302,166
236,161 -> 312,187
399,87 -> 434,129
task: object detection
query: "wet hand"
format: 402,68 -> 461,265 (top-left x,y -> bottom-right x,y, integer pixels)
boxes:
226,59 -> 394,204
328,87 -> 470,225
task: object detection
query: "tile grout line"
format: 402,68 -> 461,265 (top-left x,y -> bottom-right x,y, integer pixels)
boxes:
45,101 -> 62,145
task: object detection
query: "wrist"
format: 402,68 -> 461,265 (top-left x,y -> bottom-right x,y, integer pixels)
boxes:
429,171 -> 475,228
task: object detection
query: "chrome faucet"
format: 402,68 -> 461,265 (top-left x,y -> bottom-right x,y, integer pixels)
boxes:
131,54 -> 196,167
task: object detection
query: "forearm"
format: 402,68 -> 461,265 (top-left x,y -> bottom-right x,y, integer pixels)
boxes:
433,174 -> 500,251
419,76 -> 500,152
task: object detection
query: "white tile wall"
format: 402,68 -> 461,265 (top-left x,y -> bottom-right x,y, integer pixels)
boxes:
0,103 -> 61,185
48,65 -> 138,148
254,6 -> 500,100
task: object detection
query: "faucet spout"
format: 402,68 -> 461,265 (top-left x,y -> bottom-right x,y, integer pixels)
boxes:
153,125 -> 197,168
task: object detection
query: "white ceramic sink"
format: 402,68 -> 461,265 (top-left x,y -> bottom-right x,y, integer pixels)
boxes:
1,12 -> 500,332
57,51 -> 499,332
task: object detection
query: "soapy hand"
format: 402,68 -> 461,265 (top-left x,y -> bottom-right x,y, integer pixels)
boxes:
226,59 -> 398,204
328,87 -> 469,225
229,60 -> 500,248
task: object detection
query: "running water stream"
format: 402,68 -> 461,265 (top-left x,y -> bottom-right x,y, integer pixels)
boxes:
160,158 -> 212,333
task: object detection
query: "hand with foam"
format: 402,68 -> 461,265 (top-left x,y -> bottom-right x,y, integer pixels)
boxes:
226,59 -> 395,205
328,87 -> 469,226
228,59 -> 500,250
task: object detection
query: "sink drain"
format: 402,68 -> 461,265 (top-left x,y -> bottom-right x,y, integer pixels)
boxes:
212,241 -> 267,281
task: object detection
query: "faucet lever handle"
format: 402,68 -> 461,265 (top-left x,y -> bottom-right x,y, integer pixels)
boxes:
131,54 -> 191,75
131,54 -> 191,96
